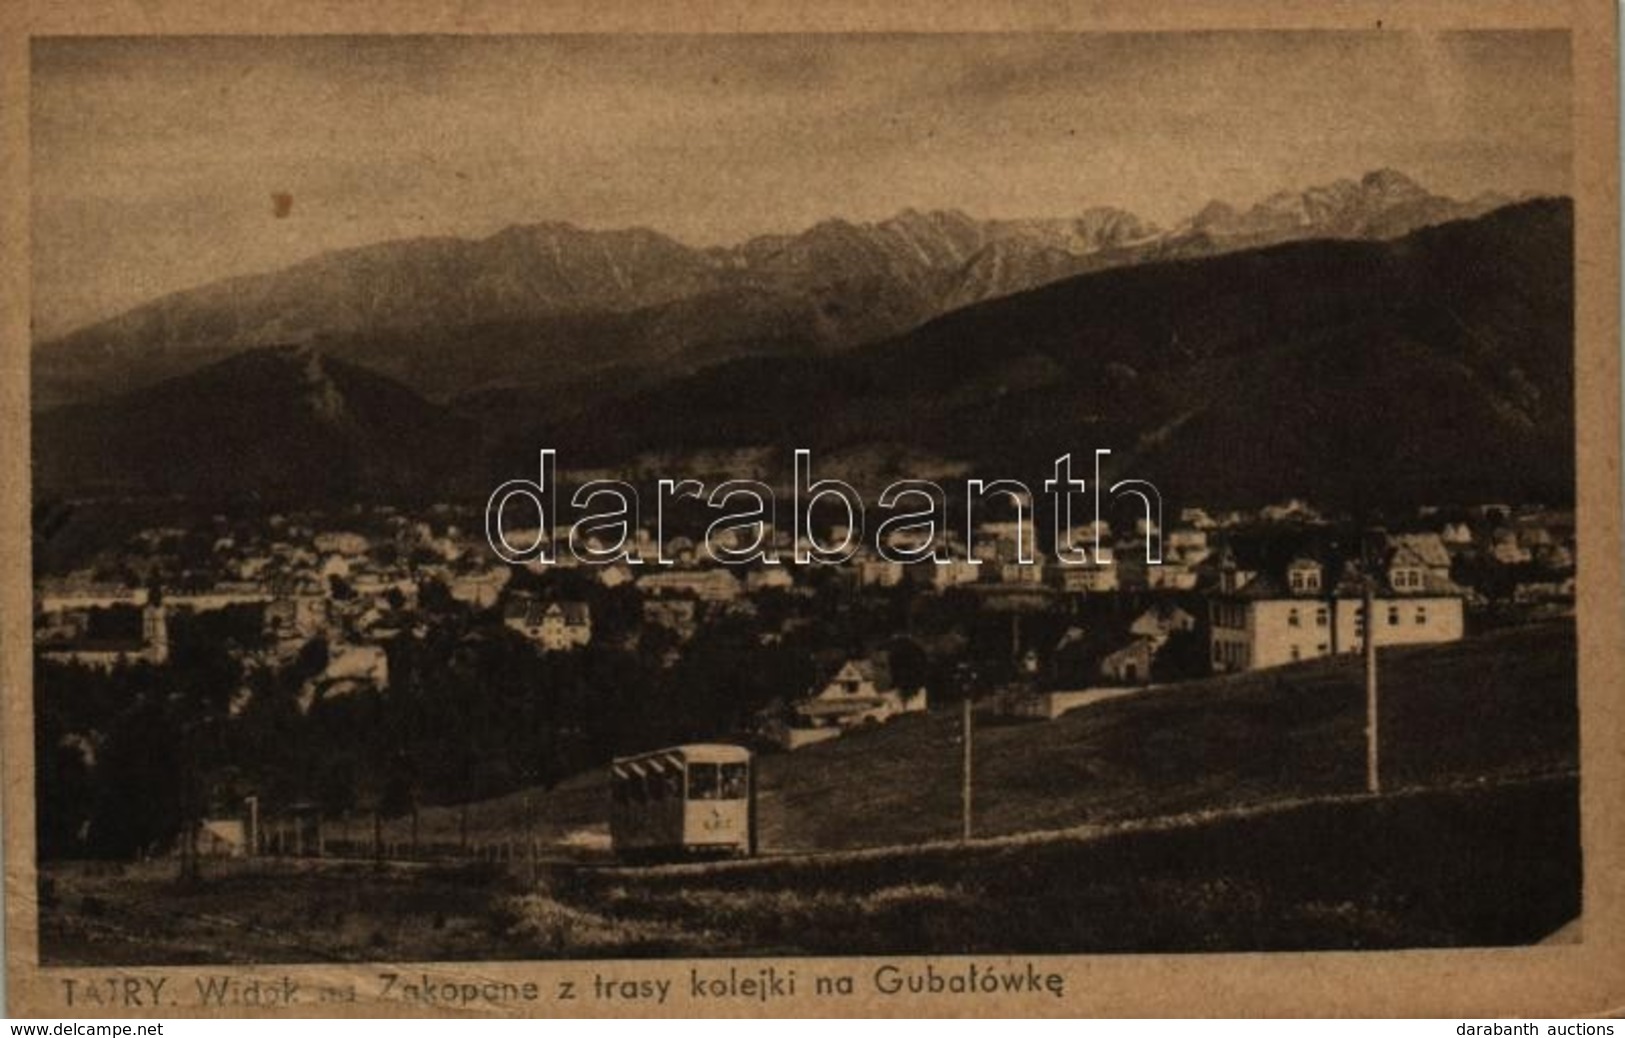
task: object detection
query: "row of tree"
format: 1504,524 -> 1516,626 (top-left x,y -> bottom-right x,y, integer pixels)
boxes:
35,571 -> 1211,860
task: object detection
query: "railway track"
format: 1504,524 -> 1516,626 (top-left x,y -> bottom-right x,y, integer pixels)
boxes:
249,767 -> 1580,880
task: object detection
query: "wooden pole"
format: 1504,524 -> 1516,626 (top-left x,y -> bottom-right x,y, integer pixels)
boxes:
961,697 -> 974,842
179,820 -> 196,882
245,796 -> 259,857
1364,583 -> 1380,795
747,758 -> 760,858
178,732 -> 200,883
524,788 -> 537,884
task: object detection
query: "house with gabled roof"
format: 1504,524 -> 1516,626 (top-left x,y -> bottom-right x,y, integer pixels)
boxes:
1440,520 -> 1475,546
503,597 -> 592,652
1209,534 -> 1465,673
1099,637 -> 1159,685
1489,528 -> 1533,565
1388,532 -> 1453,580
1129,603 -> 1198,644
765,653 -> 929,747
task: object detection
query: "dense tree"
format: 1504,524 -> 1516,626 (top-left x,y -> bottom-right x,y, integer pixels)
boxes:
1152,628 -> 1212,683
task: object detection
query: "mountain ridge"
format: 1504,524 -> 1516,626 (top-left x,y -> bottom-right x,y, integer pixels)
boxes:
33,344 -> 483,499
520,197 -> 1575,509
34,169 -> 1521,410
33,198 -> 1574,509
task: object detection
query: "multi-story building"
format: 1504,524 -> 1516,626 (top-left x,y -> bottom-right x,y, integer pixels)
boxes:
503,598 -> 593,652
1208,539 -> 1465,673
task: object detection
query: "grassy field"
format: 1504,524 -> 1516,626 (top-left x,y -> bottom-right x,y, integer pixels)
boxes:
42,773 -> 1578,962
546,772 -> 1578,955
371,619 -> 1577,854
38,620 -> 1580,963
39,859 -> 521,965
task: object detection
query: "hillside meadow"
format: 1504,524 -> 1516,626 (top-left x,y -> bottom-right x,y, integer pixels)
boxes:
38,621 -> 1579,963
383,619 -> 1576,853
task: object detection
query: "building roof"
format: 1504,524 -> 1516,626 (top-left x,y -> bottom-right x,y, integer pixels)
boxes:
1212,529 -> 1463,600
1388,533 -> 1452,570
544,601 -> 591,625
504,598 -> 590,627
809,654 -> 894,696
1102,636 -> 1159,662
1330,558 -> 1464,597
1131,603 -> 1197,631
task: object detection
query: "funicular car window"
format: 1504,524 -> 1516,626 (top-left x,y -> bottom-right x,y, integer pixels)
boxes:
629,773 -> 648,803
719,762 -> 748,799
687,762 -> 721,800
612,776 -> 628,805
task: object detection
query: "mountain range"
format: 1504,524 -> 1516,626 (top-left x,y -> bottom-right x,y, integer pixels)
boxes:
33,196 -> 1574,510
522,197 -> 1574,509
33,169 -> 1516,413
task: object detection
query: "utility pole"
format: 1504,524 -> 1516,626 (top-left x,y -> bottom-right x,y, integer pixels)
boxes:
244,795 -> 259,857
1363,580 -> 1381,795
524,787 -> 538,886
961,697 -> 974,842
179,821 -> 197,882
178,727 -> 200,884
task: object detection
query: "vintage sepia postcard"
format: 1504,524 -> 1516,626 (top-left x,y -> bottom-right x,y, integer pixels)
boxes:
1,0 -> 1620,1020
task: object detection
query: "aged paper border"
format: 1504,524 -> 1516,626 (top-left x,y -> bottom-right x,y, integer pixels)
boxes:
1,0 -> 1619,1018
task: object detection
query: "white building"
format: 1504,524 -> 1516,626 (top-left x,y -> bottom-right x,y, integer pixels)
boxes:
745,567 -> 795,593
928,559 -> 983,589
857,557 -> 908,588
313,531 -> 370,556
1047,559 -> 1119,594
1145,562 -> 1198,590
637,569 -> 741,602
448,567 -> 512,608
504,599 -> 592,652
769,656 -> 929,747
1208,542 -> 1465,673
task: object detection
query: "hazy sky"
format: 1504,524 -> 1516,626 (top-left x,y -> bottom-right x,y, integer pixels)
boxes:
32,32 -> 1571,339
